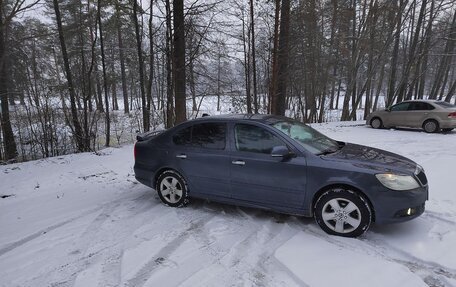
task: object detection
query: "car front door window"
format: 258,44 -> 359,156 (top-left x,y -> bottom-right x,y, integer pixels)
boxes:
234,124 -> 284,154
391,102 -> 410,111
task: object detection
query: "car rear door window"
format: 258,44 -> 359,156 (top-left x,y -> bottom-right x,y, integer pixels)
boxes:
235,124 -> 283,154
191,123 -> 226,149
173,126 -> 192,145
173,123 -> 226,150
408,102 -> 435,111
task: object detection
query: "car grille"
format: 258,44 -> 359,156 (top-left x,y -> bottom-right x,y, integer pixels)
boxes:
416,171 -> 428,186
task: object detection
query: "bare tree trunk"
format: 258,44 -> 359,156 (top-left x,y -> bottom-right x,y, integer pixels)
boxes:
94,58 -> 103,111
147,1 -> 155,120
0,9 -> 17,160
53,0 -> 85,152
116,2 -> 129,114
328,0 -> 338,111
445,77 -> 456,102
188,27 -> 198,111
217,48 -> 221,111
165,0 -> 174,127
241,6 -> 252,114
273,0 -> 290,116
341,0 -> 359,121
98,0 -> 110,147
417,0 -> 435,99
269,0 -> 280,114
249,0 -> 258,113
386,0 -> 403,106
430,11 -> 456,99
373,60 -> 386,111
110,46 -> 119,111
173,0 -> 186,124
133,0 -> 150,131
396,0 -> 427,103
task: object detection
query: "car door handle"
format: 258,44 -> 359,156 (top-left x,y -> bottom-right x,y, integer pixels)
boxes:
176,154 -> 187,159
232,160 -> 245,166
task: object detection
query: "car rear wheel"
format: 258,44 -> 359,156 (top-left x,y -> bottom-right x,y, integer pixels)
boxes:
314,188 -> 372,237
156,171 -> 189,207
370,117 -> 383,129
423,120 -> 439,133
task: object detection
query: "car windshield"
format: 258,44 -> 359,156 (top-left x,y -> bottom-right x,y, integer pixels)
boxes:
271,120 -> 340,155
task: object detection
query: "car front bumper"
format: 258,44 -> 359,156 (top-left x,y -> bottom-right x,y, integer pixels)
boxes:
372,184 -> 428,224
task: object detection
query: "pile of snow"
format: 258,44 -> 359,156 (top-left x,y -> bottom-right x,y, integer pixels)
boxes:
1,122 -> 455,286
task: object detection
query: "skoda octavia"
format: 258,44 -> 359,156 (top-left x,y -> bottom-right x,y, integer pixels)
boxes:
134,114 -> 428,237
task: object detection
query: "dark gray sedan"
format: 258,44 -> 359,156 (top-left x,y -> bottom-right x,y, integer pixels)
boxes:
366,100 -> 456,133
134,114 -> 428,237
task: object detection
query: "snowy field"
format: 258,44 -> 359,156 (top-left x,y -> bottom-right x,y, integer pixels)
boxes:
1,121 -> 456,287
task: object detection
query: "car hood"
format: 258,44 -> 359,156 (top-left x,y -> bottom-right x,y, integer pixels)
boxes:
321,143 -> 417,174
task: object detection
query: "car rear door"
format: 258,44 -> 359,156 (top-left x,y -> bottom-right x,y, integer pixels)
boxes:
172,122 -> 231,199
229,122 -> 307,210
406,102 -> 435,128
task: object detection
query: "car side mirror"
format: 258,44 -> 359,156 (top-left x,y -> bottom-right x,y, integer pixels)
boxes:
385,107 -> 391,112
271,146 -> 295,159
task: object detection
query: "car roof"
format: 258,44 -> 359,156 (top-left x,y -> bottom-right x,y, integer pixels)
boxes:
189,113 -> 291,124
401,99 -> 443,104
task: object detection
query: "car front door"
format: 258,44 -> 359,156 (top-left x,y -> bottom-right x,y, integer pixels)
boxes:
229,123 -> 307,210
385,102 -> 411,127
172,122 -> 231,199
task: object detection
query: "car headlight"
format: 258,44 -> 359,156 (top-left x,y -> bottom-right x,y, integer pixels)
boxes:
375,173 -> 420,191
415,164 -> 424,174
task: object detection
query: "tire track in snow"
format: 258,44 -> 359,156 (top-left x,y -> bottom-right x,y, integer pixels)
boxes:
178,210 -> 306,287
97,249 -> 124,287
0,206 -> 102,257
298,223 -> 456,287
0,190 -> 152,259
18,192 -> 159,287
54,193 -> 161,287
423,211 -> 456,226
268,206 -> 456,287
124,213 -> 215,287
362,236 -> 456,286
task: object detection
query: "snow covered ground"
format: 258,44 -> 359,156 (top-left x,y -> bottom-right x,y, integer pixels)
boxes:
1,122 -> 455,287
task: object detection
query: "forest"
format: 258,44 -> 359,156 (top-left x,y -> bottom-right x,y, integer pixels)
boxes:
0,0 -> 455,162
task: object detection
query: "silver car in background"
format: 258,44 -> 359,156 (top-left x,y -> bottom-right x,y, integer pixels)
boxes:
366,100 -> 456,133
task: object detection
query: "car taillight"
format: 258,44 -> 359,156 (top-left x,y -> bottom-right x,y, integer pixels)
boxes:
448,112 -> 456,119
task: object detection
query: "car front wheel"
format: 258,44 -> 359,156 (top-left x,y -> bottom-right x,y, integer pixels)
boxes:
370,117 -> 383,129
156,170 -> 189,207
314,188 -> 372,237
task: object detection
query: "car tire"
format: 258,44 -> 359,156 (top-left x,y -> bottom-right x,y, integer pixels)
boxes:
156,170 -> 189,207
423,120 -> 439,133
370,117 -> 383,129
314,188 -> 372,237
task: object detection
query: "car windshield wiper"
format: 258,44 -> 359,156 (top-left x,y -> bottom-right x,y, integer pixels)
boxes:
317,148 -> 339,156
